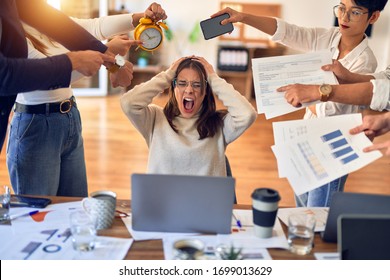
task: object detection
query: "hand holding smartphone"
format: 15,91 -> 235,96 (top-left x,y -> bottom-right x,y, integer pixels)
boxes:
200,13 -> 234,40
10,195 -> 51,208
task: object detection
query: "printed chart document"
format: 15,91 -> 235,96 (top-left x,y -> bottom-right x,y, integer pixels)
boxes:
0,202 -> 134,260
252,50 -> 337,119
271,114 -> 382,195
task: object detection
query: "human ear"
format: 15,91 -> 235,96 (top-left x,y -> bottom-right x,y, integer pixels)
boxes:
368,11 -> 380,24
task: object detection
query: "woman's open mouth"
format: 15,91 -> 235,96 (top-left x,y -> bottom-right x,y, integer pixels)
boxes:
183,97 -> 195,111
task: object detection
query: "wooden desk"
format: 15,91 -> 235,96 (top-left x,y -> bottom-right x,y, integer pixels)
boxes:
49,196 -> 337,260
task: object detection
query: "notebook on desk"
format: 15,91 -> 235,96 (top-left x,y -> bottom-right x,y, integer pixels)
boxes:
131,173 -> 235,234
338,214 -> 390,260
321,192 -> 390,243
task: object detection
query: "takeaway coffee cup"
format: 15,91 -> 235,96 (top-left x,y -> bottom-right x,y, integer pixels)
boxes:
251,188 -> 281,238
82,190 -> 117,230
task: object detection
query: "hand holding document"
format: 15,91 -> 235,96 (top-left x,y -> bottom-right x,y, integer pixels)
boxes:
272,114 -> 382,195
252,50 -> 337,119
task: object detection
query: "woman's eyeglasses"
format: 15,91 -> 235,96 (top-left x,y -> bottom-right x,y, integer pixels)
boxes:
173,79 -> 206,91
333,5 -> 369,22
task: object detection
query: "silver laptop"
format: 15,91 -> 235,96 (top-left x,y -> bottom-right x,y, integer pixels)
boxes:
338,214 -> 390,260
322,192 -> 390,243
131,173 -> 235,234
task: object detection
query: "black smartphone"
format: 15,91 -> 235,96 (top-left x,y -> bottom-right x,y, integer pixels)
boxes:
200,13 -> 234,40
10,195 -> 51,208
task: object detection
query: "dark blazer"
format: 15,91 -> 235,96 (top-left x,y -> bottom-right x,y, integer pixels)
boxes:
0,0 -> 108,150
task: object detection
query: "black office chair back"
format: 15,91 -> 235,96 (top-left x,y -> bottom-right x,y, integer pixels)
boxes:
225,156 -> 237,204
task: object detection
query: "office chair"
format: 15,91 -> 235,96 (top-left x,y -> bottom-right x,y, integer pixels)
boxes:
225,156 -> 237,204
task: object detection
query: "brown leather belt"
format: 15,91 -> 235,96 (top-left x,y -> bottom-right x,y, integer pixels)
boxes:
15,96 -> 76,114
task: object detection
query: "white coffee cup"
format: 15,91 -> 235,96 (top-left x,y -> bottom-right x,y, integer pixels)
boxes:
173,239 -> 205,260
82,190 -> 116,230
251,188 -> 281,238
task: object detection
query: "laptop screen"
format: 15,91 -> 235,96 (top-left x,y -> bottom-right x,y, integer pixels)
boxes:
131,173 -> 235,234
338,214 -> 390,260
322,192 -> 390,243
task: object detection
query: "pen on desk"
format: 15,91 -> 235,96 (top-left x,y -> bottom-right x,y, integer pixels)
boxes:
10,210 -> 39,220
232,213 -> 242,228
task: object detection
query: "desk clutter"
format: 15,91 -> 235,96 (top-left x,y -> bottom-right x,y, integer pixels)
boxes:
0,200 -> 132,260
1,191 -> 390,260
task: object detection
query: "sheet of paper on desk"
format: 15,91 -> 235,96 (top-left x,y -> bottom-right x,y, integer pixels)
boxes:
121,215 -> 197,241
10,201 -> 83,233
271,114 -> 382,195
0,224 -> 133,260
314,252 -> 340,260
277,207 -> 329,232
163,235 -> 272,260
252,50 -> 337,119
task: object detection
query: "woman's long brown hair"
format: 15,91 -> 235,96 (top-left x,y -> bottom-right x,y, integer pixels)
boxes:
163,58 -> 228,140
24,30 -> 51,56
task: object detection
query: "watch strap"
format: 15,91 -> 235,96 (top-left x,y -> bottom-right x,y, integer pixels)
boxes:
319,84 -> 332,102
107,63 -> 120,73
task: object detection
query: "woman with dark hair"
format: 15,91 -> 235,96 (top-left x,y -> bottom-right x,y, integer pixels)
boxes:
120,56 -> 256,176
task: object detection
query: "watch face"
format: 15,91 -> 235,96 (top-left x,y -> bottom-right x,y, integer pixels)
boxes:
320,84 -> 332,95
139,28 -> 162,50
115,54 -> 126,67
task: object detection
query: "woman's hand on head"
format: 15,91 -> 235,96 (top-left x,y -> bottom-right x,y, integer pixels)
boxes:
192,56 -> 215,76
168,56 -> 194,72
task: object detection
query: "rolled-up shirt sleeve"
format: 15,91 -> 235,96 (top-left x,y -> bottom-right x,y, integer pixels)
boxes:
370,79 -> 390,111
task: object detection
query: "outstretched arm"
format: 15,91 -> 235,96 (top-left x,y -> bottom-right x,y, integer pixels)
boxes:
16,0 -> 107,53
278,82 -> 374,108
211,7 -> 277,36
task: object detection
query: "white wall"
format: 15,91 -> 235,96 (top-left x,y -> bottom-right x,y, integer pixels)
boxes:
119,0 -> 390,70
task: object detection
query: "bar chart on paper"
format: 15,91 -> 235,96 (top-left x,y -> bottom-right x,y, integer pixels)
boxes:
321,130 -> 359,165
271,114 -> 383,195
297,141 -> 328,180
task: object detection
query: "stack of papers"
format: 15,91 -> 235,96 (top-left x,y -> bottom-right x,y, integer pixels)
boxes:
0,202 -> 133,260
252,50 -> 338,119
271,114 -> 382,195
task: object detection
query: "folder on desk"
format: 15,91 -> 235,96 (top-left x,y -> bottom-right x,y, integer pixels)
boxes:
131,173 -> 235,234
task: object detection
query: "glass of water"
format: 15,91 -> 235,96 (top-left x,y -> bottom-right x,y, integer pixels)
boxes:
287,213 -> 316,255
69,210 -> 97,252
0,185 -> 11,223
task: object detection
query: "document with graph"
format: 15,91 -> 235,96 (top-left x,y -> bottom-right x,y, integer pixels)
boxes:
271,114 -> 382,195
252,50 -> 337,119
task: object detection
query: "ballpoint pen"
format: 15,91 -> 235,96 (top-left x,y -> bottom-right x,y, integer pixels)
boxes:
10,210 -> 39,220
232,213 -> 242,228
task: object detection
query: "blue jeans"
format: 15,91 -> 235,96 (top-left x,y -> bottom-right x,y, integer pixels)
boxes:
7,105 -> 87,197
295,175 -> 348,207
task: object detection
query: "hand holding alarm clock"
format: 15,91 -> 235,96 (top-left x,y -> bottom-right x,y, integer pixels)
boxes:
134,17 -> 168,52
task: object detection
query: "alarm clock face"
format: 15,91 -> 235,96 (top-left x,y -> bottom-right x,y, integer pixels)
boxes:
140,28 -> 162,50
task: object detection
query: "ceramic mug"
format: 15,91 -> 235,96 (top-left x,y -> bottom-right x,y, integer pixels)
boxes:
82,190 -> 117,230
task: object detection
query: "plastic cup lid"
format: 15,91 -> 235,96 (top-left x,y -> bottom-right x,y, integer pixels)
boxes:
251,188 -> 281,203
